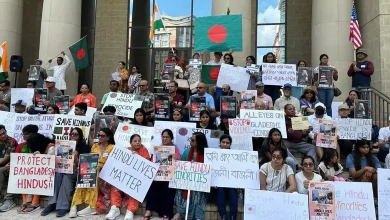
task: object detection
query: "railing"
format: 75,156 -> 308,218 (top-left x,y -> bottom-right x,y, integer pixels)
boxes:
359,87 -> 390,128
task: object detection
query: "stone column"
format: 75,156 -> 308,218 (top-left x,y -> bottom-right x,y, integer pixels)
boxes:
39,0 -> 81,95
312,0 -> 354,101
0,0 -> 23,86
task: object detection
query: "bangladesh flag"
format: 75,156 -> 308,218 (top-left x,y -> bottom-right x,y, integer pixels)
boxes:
69,36 -> 90,72
201,65 -> 220,84
194,14 -> 242,52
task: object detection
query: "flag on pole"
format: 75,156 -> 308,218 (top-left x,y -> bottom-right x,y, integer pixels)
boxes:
69,36 -> 90,72
349,1 -> 362,49
148,4 -> 165,47
227,7 -> 230,15
0,42 -> 9,81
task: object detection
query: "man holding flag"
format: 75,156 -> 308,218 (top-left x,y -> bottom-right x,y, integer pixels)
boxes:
48,51 -> 71,94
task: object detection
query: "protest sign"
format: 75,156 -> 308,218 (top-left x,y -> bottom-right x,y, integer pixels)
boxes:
51,114 -> 92,142
337,118 -> 372,140
217,63 -> 250,92
244,189 -> 309,220
354,99 -> 370,119
309,182 -> 336,219
34,88 -> 48,111
8,153 -> 55,196
152,121 -> 196,147
68,106 -> 97,118
114,123 -> 154,154
261,63 -> 297,86
76,153 -> 99,188
154,93 -> 170,120
0,111 -> 16,137
112,71 -> 121,81
13,114 -> 55,143
187,59 -> 202,91
240,109 -> 287,137
153,146 -> 175,181
316,119 -> 338,149
162,63 -> 175,83
378,168 -> 390,220
10,88 -> 34,112
241,90 -> 257,109
28,65 -> 40,80
55,140 -> 76,174
246,64 -> 261,81
93,115 -> 115,140
205,148 -> 259,189
53,95 -> 70,114
220,96 -> 237,118
169,161 -> 211,193
228,119 -> 252,151
189,96 -> 206,121
102,92 -> 143,118
334,182 -> 375,220
175,127 -> 223,154
297,67 -> 313,87
291,116 -> 309,130
317,66 -> 333,88
100,147 -> 158,202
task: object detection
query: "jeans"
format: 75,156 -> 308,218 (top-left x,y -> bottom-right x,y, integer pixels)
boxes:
217,188 -> 238,218
292,86 -> 303,99
378,144 -> 390,163
317,88 -> 334,117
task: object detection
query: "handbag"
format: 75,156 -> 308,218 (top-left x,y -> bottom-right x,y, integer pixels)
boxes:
175,78 -> 189,89
334,87 -> 342,97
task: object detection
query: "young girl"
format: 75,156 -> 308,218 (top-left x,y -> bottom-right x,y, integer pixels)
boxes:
217,114 -> 229,135
132,108 -> 153,127
172,108 -> 184,122
318,148 -> 344,181
295,156 -> 322,194
196,110 -> 217,130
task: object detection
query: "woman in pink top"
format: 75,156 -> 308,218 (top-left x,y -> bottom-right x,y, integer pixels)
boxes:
143,129 -> 181,220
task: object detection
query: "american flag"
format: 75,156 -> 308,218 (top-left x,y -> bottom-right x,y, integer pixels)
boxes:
349,1 -> 362,49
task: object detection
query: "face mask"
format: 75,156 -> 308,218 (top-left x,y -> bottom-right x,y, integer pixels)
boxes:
315,108 -> 325,115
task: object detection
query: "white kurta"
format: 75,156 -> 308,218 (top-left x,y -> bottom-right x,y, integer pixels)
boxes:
48,55 -> 72,90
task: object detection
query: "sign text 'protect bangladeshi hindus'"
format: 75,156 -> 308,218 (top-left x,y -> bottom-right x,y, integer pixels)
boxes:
51,115 -> 92,142
169,161 -> 211,193
99,147 -> 159,203
102,92 -> 143,118
240,109 -> 287,138
8,153 -> 55,196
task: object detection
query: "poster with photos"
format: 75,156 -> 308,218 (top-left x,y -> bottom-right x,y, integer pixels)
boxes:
189,96 -> 206,121
220,96 -> 237,118
316,119 -> 338,149
297,67 -> 313,87
240,90 -> 257,109
34,88 -> 48,111
162,63 -> 175,83
76,153 -> 99,188
317,66 -> 333,88
55,140 -> 76,174
154,93 -> 170,120
28,65 -> 41,81
53,95 -> 70,114
354,99 -> 370,119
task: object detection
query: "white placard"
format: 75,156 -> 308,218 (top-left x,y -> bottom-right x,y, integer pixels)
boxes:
102,92 -> 143,118
152,121 -> 196,147
114,123 -> 154,155
240,109 -> 287,137
337,118 -> 372,140
217,63 -> 250,92
169,161 -> 211,193
51,114 -> 92,142
13,114 -> 55,143
112,71 -> 121,81
8,153 -> 55,196
378,168 -> 390,220
244,189 -> 309,220
99,147 -> 159,202
68,106 -> 97,118
205,148 -> 259,189
228,118 -> 253,151
261,63 -> 297,86
174,127 -> 223,154
331,101 -> 343,120
10,88 -> 34,112
334,182 -> 376,219
0,111 -> 16,137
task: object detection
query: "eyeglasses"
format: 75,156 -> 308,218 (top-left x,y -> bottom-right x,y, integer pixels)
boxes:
272,155 -> 282,160
303,163 -> 314,167
97,134 -> 106,138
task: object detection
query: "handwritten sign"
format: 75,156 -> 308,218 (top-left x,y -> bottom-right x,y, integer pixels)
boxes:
99,147 -> 158,202
316,119 -> 338,149
175,127 -> 223,154
153,146 -> 175,181
169,161 -> 211,193
152,121 -> 196,147
205,148 -> 259,189
337,118 -> 372,140
13,114 -> 55,143
378,168 -> 390,220
240,109 -> 287,137
244,189 -> 309,220
102,92 -> 143,118
114,123 -> 154,155
228,119 -> 253,151
261,63 -> 297,86
55,140 -> 76,174
51,115 -> 92,142
217,63 -> 250,92
334,182 -> 376,220
8,153 -> 55,196
0,111 -> 16,137
10,88 -> 34,112
309,182 -> 336,219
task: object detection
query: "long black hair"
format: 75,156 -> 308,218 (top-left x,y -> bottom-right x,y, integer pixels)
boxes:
193,132 -> 208,155
263,52 -> 276,63
246,55 -> 256,64
70,127 -> 87,151
27,133 -> 54,154
267,128 -> 284,147
320,148 -> 340,171
224,53 -> 234,65
132,108 -> 149,126
352,140 -> 374,171
100,127 -> 115,145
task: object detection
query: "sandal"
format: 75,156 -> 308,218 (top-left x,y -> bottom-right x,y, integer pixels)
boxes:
17,203 -> 30,214
23,204 -> 40,213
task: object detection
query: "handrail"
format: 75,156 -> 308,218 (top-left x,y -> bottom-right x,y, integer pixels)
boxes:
359,87 -> 390,128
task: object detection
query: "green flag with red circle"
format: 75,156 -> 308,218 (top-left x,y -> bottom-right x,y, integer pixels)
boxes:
194,14 -> 242,52
201,65 -> 221,84
69,36 -> 90,72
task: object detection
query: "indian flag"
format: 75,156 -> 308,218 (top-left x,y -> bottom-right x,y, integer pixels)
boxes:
148,4 -> 165,47
0,42 -> 8,81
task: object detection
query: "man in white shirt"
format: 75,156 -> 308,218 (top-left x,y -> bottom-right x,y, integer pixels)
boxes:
206,52 -> 223,65
378,121 -> 390,162
48,51 -> 72,94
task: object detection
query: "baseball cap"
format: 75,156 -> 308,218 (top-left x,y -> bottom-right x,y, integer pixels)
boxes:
338,104 -> 349,110
45,76 -> 55,82
12,100 -> 27,107
283,83 -> 293,89
314,102 -> 326,109
255,81 -> 264,87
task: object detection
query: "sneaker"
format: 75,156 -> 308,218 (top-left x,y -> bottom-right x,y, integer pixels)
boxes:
105,205 -> 120,220
41,203 -> 56,216
56,209 -> 69,217
124,210 -> 134,220
69,206 -> 77,218
77,206 -> 96,217
0,199 -> 16,212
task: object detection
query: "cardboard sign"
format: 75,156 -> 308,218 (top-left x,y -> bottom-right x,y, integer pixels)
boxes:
99,147 -> 159,202
152,121 -> 196,147
337,118 -> 372,140
228,119 -> 253,151
51,115 -> 92,142
217,63 -> 250,92
55,140 -> 76,174
261,63 -> 297,86
309,182 -> 336,219
8,153 -> 55,196
76,153 -> 99,188
10,88 -> 34,112
169,161 -> 211,193
102,92 -> 143,118
240,109 -> 287,137
153,146 -> 175,181
13,114 -> 55,143
114,123 -> 154,155
175,127 -> 223,154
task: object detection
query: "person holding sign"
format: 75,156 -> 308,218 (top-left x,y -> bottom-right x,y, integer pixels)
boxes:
101,80 -> 121,107
295,156 -> 322,194
105,134 -> 150,220
69,128 -> 115,218
344,89 -> 359,118
70,83 -> 97,108
136,80 -> 155,120
299,86 -> 319,116
308,103 -> 333,159
132,108 -> 153,127
261,52 -> 281,103
197,110 -> 217,130
172,132 -> 209,220
318,149 -> 345,181
185,82 -> 215,113
274,83 -> 300,112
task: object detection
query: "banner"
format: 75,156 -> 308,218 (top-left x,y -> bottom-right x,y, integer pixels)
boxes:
99,147 -> 158,202
220,96 -> 237,118
33,88 -> 48,111
205,148 -> 259,189
217,63 -> 250,92
240,109 -> 287,137
8,153 -> 55,196
53,95 -> 70,114
152,121 -> 196,147
68,106 -> 97,118
241,90 -> 257,109
153,146 -> 175,181
378,168 -> 390,220
55,140 -> 76,174
316,119 -> 338,149
51,115 -> 92,142
228,119 -> 252,151
261,63 -> 297,86
0,111 -> 16,137
189,96 -> 206,121
13,114 -> 55,143
297,67 -> 313,87
309,182 -> 336,219
317,66 -> 333,88
169,161 -> 211,193
337,118 -> 372,140
102,92 -> 143,118
154,93 -> 170,120
76,153 -> 99,188
10,88 -> 34,112
175,127 -> 223,154
244,189 -> 309,220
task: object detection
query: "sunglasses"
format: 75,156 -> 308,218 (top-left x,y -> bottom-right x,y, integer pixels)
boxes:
305,91 -> 314,94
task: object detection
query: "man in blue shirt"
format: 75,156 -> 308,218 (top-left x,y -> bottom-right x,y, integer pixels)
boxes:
185,82 -> 215,111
